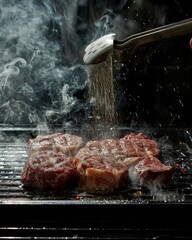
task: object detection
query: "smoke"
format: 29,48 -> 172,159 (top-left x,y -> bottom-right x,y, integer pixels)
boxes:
0,0 -> 89,128
0,0 -> 174,129
89,0 -> 167,41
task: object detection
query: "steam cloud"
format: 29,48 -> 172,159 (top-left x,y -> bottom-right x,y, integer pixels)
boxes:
88,0 -> 167,41
0,0 -> 168,128
0,0 -> 88,127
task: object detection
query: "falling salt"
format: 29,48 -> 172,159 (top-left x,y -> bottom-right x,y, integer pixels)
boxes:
178,99 -> 184,107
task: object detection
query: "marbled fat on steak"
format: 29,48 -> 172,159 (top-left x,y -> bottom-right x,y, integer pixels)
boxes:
130,156 -> 174,186
75,148 -> 128,193
28,132 -> 83,156
21,151 -> 78,189
74,133 -> 172,192
120,133 -> 160,158
21,132 -> 173,192
22,133 -> 83,190
84,133 -> 160,164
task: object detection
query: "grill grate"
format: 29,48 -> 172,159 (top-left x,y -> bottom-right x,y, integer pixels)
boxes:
0,134 -> 192,203
1,134 -> 192,239
0,227 -> 192,239
0,144 -> 28,199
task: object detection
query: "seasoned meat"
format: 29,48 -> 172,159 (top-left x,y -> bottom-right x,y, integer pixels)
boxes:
120,133 -> 160,158
75,133 -> 163,193
84,133 -> 160,164
21,151 -> 78,190
22,131 -> 167,193
85,138 -> 124,160
75,148 -> 128,194
22,132 -> 83,190
28,132 -> 83,156
130,156 -> 174,186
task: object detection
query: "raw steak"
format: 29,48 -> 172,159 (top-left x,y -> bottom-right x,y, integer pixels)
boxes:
28,132 -> 83,156
22,131 -> 166,193
75,148 -> 128,193
75,133 -> 164,193
130,156 -> 174,186
22,133 -> 83,190
84,133 -> 160,164
120,132 -> 160,158
21,151 -> 78,190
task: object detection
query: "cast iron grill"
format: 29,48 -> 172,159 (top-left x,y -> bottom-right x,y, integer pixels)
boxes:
0,128 -> 192,202
1,128 -> 192,239
0,143 -> 28,200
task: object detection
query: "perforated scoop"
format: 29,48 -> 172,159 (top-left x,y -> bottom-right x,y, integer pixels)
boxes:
83,18 -> 192,64
83,33 -> 116,64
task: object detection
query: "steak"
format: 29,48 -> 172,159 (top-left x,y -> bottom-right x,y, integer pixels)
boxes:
84,133 -> 160,163
21,151 -> 78,190
129,156 -> 174,187
85,139 -> 124,160
75,148 -> 128,194
22,133 -> 83,190
74,133 -> 172,192
74,132 -> 160,193
120,132 -> 160,158
21,131 -> 172,193
28,132 -> 83,156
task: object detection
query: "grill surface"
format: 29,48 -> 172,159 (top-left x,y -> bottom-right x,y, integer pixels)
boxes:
1,127 -> 192,202
1,128 -> 192,239
0,129 -> 192,204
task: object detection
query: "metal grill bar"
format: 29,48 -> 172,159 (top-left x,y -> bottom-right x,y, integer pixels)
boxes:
0,129 -> 192,203
0,227 -> 192,239
0,143 -> 37,201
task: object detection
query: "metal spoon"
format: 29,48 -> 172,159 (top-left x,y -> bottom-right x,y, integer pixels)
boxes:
83,18 -> 192,64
